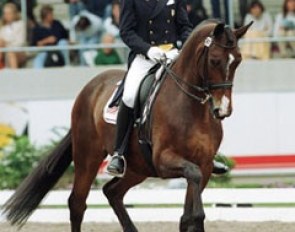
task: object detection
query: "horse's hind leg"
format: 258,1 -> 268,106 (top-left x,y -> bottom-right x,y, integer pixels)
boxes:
103,170 -> 146,232
68,131 -> 106,232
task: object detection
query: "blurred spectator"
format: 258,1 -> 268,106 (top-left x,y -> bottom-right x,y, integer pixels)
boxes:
0,0 -> 37,45
0,2 -> 26,69
32,5 -> 69,68
94,33 -> 122,65
274,0 -> 295,58
241,1 -> 273,60
103,0 -> 120,39
71,10 -> 103,65
0,0 -> 37,23
210,0 -> 229,24
187,0 -> 208,27
64,0 -> 85,20
85,0 -> 112,19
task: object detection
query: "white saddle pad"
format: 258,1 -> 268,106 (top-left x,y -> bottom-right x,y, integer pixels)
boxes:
103,81 -> 121,125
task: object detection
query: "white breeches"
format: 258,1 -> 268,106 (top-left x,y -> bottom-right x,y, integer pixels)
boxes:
122,55 -> 155,108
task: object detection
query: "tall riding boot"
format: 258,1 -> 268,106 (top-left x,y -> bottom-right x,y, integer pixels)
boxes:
107,102 -> 134,177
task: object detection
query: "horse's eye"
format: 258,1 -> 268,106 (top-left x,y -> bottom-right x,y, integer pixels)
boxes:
210,58 -> 221,67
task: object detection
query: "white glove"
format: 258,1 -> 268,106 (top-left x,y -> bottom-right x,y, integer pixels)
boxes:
165,48 -> 179,61
147,47 -> 165,62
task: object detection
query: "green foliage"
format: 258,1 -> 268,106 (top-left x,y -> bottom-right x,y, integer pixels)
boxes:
0,127 -> 74,190
0,136 -> 50,189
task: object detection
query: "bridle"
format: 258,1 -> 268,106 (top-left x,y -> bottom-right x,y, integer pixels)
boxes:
160,29 -> 237,104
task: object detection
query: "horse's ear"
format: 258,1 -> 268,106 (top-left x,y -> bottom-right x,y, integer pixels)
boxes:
234,21 -> 253,39
213,23 -> 225,37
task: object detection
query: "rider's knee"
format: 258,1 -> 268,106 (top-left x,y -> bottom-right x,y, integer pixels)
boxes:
122,95 -> 135,108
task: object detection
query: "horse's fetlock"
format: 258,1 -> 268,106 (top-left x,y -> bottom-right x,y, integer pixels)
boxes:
180,214 -> 191,224
180,215 -> 191,232
192,212 -> 206,223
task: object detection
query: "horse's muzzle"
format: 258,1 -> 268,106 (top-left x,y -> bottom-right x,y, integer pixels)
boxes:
213,107 -> 229,120
211,95 -> 232,120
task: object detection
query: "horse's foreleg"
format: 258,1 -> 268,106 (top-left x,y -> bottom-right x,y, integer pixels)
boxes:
180,164 -> 205,232
103,170 -> 146,232
180,163 -> 211,232
157,152 -> 205,232
180,182 -> 194,232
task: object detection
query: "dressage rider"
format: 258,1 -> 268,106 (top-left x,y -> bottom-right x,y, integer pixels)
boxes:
107,0 -> 229,177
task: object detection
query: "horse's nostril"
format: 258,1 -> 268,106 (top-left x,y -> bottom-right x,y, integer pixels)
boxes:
213,108 -> 220,117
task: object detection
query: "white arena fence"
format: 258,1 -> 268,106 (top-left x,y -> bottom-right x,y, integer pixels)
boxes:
1,37 -> 295,53
1,60 -> 295,176
1,188 -> 295,222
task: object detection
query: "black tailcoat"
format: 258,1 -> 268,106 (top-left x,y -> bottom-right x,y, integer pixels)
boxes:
120,0 -> 193,64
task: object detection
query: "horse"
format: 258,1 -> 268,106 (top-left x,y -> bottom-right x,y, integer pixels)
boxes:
3,20 -> 252,232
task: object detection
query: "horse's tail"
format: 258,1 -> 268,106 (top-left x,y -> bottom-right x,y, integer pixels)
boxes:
3,130 -> 73,226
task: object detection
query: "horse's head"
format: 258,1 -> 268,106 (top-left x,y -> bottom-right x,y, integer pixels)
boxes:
180,20 -> 252,120
205,22 -> 252,119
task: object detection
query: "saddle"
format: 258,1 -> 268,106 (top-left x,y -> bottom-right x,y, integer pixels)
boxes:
104,63 -> 165,124
103,63 -> 168,175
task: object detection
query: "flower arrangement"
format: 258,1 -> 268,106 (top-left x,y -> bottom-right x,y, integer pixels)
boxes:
0,123 -> 15,149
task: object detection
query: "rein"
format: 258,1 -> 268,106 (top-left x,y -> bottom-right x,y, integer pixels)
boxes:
161,32 -> 236,104
160,61 -> 211,104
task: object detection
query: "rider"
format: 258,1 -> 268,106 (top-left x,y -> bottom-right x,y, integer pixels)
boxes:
107,0 -> 229,177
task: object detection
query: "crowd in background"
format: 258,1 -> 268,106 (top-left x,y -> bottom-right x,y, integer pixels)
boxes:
0,0 -> 123,69
242,0 -> 295,59
0,0 -> 294,69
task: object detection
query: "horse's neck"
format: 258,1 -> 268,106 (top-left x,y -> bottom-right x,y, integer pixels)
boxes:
158,60 -> 213,129
174,57 -> 209,115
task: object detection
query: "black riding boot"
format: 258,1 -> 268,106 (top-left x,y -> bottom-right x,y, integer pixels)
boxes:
107,102 -> 134,177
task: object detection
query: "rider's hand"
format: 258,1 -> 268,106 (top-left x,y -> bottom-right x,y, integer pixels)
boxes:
147,47 -> 165,62
165,48 -> 179,61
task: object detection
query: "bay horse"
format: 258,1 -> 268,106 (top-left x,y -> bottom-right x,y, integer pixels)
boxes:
3,20 -> 252,232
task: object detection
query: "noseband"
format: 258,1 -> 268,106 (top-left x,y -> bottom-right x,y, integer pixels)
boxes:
161,29 -> 237,104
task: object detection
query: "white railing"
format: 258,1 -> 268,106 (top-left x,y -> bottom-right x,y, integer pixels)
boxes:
0,37 -> 294,53
0,43 -> 127,53
0,37 -> 293,67
1,189 -> 295,222
0,43 -> 129,66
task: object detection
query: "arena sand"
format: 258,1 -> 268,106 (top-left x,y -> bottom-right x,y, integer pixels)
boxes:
1,221 -> 295,232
